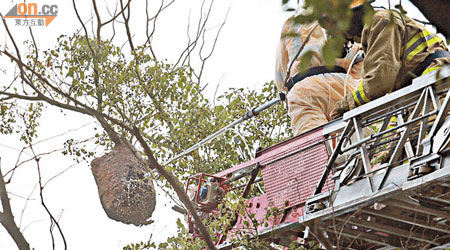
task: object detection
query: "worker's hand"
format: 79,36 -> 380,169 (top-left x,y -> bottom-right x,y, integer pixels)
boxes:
336,43 -> 363,76
332,97 -> 350,119
344,43 -> 362,62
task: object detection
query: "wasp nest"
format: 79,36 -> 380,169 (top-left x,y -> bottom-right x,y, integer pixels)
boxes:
91,141 -> 155,226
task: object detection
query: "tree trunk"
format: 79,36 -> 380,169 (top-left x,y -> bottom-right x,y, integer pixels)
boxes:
0,165 -> 30,250
409,0 -> 450,38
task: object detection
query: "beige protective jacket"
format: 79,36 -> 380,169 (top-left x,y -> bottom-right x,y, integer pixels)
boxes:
276,14 -> 362,135
341,10 -> 450,110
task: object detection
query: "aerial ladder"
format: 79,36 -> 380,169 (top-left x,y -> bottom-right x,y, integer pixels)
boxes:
185,65 -> 450,249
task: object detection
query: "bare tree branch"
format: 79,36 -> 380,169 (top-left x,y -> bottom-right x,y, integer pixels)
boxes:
195,6 -> 229,84
27,139 -> 67,250
92,0 -> 103,41
120,0 -> 135,51
102,0 -> 132,27
4,122 -> 94,184
144,0 -> 176,59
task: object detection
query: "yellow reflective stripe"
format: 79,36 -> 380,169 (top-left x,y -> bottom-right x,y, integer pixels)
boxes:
406,36 -> 442,62
352,81 -> 369,107
405,30 -> 431,52
358,82 -> 370,103
352,89 -> 362,106
404,32 -> 437,57
421,66 -> 441,76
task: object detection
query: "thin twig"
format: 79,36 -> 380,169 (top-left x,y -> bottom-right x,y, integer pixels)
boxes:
196,6 -> 229,84
29,141 -> 67,250
120,0 -> 135,51
283,22 -> 319,86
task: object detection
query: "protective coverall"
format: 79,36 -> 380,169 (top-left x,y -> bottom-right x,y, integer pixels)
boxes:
334,9 -> 450,117
275,11 -> 362,136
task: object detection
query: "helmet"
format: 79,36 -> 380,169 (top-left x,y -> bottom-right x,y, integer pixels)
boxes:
349,0 -> 366,9
346,0 -> 371,39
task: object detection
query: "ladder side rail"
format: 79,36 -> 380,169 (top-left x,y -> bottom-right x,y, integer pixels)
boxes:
341,99 -> 437,154
363,94 -> 420,124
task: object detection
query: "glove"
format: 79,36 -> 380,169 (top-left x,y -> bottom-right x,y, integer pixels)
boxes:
331,97 -> 351,119
336,43 -> 363,74
344,43 -> 362,62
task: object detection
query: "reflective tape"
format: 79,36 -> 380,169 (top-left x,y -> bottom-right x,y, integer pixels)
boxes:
421,66 -> 441,76
352,89 -> 361,106
358,82 -> 370,103
352,81 -> 370,107
405,30 -> 431,52
404,31 -> 442,63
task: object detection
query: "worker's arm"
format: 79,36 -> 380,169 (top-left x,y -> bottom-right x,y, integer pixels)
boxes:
333,10 -> 404,118
359,10 -> 403,102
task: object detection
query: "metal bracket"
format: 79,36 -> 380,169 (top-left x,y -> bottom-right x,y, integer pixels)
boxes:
424,84 -> 450,155
305,191 -> 331,214
408,154 -> 441,180
353,117 -> 374,192
432,117 -> 450,153
242,163 -> 261,198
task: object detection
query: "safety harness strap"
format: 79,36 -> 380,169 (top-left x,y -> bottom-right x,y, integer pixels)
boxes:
285,66 -> 346,92
403,50 -> 450,86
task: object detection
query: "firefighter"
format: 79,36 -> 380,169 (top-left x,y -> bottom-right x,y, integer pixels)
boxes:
331,0 -> 450,118
275,4 -> 363,136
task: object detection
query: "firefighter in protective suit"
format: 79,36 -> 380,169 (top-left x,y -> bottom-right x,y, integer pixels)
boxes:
275,4 -> 363,136
332,0 -> 450,118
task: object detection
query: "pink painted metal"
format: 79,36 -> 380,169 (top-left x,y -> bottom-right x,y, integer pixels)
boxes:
189,127 -> 335,247
215,130 -> 327,178
259,129 -> 333,209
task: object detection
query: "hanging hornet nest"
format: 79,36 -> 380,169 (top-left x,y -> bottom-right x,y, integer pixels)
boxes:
91,141 -> 156,226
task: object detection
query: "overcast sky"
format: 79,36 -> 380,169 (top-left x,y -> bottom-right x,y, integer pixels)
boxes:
0,0 -> 438,249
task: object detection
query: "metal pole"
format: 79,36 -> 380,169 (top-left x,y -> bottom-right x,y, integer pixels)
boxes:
163,117 -> 244,165
147,93 -> 285,175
